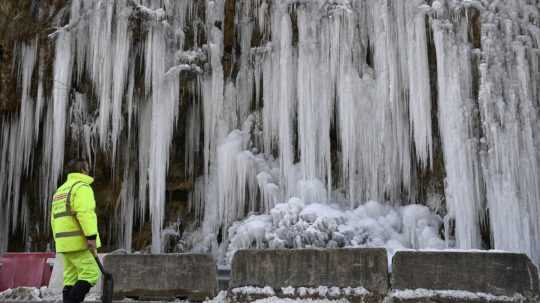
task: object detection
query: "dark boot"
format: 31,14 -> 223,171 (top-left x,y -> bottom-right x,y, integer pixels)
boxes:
69,280 -> 93,303
62,285 -> 73,303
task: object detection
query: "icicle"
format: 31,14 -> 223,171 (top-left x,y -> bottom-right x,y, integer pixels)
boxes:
431,15 -> 482,249
257,171 -> 278,212
296,7 -> 322,183
276,6 -> 295,198
138,98 -> 152,223
119,161 -> 136,251
202,0 -> 225,183
17,37 -> 38,178
71,0 -> 87,82
261,43 -> 278,155
82,0 -> 115,150
478,0 -> 540,264
372,0 -> 412,202
406,1 -> 433,168
40,104 -> 55,234
51,31 -> 73,191
185,100 -> 201,178
146,20 -> 181,252
111,0 -> 132,163
189,177 -> 206,225
0,39 -> 38,237
216,130 -> 251,228
34,50 -> 46,141
0,116 -> 16,252
234,0 -> 255,126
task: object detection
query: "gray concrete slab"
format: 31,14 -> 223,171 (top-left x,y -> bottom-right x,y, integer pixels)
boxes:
230,248 -> 389,295
391,251 -> 540,299
103,253 -> 217,301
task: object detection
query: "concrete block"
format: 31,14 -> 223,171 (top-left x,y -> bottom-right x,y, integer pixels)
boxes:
231,248 -> 388,295
392,251 -> 540,299
103,253 -> 217,301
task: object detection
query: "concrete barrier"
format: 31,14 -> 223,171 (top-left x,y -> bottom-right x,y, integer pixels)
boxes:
231,248 -> 388,299
391,251 -> 540,300
103,253 -> 217,301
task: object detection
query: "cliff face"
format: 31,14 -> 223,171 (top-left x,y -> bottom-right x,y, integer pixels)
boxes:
1,0 -> 539,265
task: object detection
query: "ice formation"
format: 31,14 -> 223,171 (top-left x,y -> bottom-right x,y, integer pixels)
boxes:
225,199 -> 445,264
1,0 -> 539,267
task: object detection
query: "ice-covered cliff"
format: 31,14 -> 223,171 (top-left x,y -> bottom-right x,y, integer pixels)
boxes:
0,0 -> 539,265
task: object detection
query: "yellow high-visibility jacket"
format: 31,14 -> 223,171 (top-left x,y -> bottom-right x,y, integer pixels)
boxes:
51,173 -> 101,253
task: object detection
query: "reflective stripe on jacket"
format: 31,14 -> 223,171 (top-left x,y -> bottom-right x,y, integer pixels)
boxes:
51,173 -> 101,253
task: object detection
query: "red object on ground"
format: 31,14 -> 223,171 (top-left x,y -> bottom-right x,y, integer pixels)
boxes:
0,252 -> 55,291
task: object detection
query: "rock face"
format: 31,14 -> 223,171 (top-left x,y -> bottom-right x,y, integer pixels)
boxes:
231,248 -> 389,294
103,254 -> 217,301
391,251 -> 540,299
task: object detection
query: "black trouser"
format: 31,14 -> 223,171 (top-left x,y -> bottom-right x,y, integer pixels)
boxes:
63,280 -> 92,303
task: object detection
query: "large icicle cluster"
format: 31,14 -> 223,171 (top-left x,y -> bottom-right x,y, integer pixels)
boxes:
1,0 -> 540,268
431,3 -> 485,249
226,199 -> 445,265
1,39 -> 39,252
1,0 -> 199,253
476,0 -> 540,263
190,0 -> 540,264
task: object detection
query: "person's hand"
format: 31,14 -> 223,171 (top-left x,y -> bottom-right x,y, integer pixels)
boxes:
87,239 -> 97,251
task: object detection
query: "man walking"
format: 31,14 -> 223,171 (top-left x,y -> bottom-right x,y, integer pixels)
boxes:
51,159 -> 101,303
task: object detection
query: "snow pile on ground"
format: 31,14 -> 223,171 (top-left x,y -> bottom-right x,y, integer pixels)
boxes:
390,289 -> 525,302
205,291 -> 351,303
232,286 -> 276,296
0,287 -> 42,301
204,291 -> 229,303
283,287 -> 369,298
251,298 -> 350,303
226,199 -> 446,263
230,286 -> 369,298
0,286 -> 104,302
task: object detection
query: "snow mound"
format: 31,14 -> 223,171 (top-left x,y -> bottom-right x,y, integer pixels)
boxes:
390,289 -> 525,302
0,286 -> 104,302
294,287 -> 369,297
0,287 -> 41,301
227,199 -> 446,263
252,298 -> 350,303
232,286 -> 276,296
221,288 -> 352,303
230,286 -> 369,298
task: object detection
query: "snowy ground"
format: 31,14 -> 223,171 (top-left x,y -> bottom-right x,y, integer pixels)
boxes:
389,289 -> 525,302
1,287 -> 527,303
207,291 -> 353,303
229,286 -> 370,298
0,287 -> 103,302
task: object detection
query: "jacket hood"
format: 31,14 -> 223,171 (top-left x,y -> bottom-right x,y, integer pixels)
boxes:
67,173 -> 94,185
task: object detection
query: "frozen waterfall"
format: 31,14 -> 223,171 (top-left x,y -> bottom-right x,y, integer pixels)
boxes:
0,0 -> 539,265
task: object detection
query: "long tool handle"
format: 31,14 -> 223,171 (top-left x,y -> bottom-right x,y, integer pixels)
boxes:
91,249 -> 107,275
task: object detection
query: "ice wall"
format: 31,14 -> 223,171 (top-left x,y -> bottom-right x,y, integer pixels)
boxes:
477,0 -> 540,263
0,0 -> 539,266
